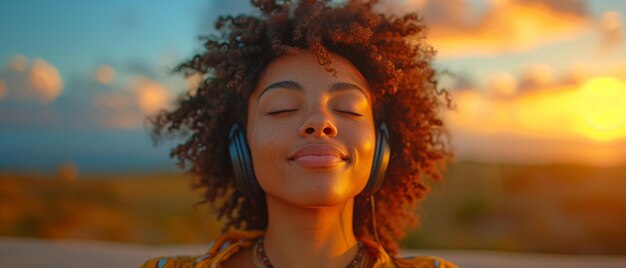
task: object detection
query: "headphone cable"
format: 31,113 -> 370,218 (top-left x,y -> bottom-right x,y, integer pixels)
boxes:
370,195 -> 381,245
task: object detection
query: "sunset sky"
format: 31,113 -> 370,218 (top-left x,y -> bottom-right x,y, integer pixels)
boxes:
1,0 -> 625,171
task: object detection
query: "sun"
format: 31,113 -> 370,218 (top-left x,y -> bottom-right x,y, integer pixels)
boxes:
576,76 -> 626,141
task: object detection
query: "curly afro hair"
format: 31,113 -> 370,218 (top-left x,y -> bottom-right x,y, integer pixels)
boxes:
150,0 -> 453,255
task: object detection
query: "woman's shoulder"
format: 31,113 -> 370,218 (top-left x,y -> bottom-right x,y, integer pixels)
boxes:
140,231 -> 458,268
139,230 -> 264,268
360,238 -> 458,268
140,254 -> 458,268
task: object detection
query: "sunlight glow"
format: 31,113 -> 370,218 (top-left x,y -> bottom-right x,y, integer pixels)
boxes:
576,77 -> 626,141
447,76 -> 626,166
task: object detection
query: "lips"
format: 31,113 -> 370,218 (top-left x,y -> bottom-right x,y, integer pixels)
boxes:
288,143 -> 348,168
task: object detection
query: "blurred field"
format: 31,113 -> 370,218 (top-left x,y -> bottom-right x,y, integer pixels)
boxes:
0,172 -> 221,244
2,162 -> 626,254
406,162 -> 626,254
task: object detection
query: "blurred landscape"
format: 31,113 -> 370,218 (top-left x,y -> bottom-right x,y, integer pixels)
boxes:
0,170 -> 219,245
406,162 -> 626,254
2,161 -> 625,255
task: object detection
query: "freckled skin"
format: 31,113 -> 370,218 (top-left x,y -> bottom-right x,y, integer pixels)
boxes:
247,50 -> 376,207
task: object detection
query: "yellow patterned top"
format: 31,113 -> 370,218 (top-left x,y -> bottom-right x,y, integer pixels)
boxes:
140,231 -> 457,268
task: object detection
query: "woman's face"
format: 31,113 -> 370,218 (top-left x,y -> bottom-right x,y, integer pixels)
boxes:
247,51 -> 376,207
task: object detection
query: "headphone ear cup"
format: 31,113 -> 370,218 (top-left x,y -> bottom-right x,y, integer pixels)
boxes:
228,124 -> 263,198
360,123 -> 391,197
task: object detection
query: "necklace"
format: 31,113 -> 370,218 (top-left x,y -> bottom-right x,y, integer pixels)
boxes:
252,237 -> 365,268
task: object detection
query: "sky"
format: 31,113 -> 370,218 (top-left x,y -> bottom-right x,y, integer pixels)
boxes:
1,0 -> 625,172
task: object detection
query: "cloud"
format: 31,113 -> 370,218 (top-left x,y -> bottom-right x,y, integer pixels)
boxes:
599,11 -> 623,48
378,0 -> 590,57
519,63 -> 555,90
486,71 -> 518,97
93,65 -> 116,85
91,89 -> 142,129
445,76 -> 626,166
563,62 -> 590,85
92,90 -> 134,113
0,55 -> 63,103
78,75 -> 172,129
27,59 -> 63,101
53,75 -> 172,129
130,76 -> 171,116
1,61 -> 175,129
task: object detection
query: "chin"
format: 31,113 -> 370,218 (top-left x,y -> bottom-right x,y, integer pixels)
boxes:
281,181 -> 363,208
293,193 -> 352,208
258,169 -> 367,208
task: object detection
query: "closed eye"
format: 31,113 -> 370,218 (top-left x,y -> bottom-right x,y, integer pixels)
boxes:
336,110 -> 362,117
267,109 -> 298,115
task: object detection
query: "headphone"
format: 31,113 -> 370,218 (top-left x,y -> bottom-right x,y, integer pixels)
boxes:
228,123 -> 390,198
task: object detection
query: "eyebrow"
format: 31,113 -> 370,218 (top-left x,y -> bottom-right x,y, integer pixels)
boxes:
257,80 -> 303,101
329,82 -> 368,98
257,80 -> 368,102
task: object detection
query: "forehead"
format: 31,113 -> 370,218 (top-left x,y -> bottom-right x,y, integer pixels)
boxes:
253,51 -> 371,98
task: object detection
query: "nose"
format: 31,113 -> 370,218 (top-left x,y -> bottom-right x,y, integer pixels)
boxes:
299,112 -> 337,138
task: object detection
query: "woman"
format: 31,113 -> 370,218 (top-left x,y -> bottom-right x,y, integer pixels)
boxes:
143,0 -> 456,267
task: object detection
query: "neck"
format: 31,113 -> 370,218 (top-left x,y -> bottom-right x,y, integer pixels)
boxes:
263,195 -> 359,268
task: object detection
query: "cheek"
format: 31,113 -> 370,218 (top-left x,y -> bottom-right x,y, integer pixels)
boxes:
348,118 -> 376,154
247,121 -> 289,180
352,127 -> 377,182
358,137 -> 376,165
249,124 -> 276,157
